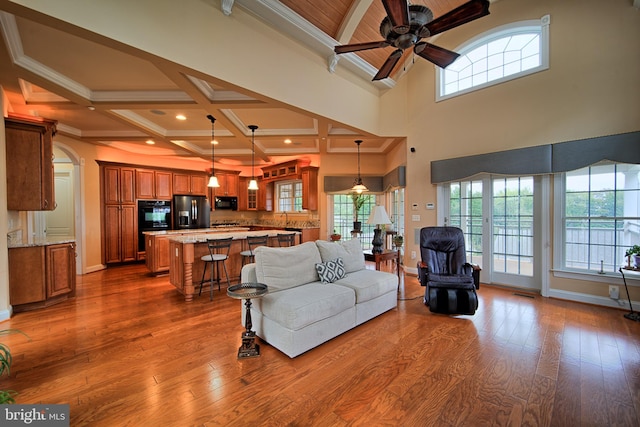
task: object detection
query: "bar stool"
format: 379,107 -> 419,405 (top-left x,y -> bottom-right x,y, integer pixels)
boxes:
240,234 -> 269,266
199,237 -> 233,300
277,233 -> 296,247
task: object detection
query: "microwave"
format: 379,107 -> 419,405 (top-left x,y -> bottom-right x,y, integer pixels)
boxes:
214,196 -> 238,211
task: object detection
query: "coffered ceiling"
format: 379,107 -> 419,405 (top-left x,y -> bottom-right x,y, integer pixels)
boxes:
0,0 -> 470,168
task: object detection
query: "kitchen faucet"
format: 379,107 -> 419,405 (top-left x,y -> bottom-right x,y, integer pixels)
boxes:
280,211 -> 288,227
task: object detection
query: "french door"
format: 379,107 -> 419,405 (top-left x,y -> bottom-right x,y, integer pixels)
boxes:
443,175 -> 543,290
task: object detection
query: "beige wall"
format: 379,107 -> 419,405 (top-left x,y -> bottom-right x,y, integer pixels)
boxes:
398,0 -> 640,301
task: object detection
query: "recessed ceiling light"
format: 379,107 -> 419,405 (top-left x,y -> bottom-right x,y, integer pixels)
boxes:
150,109 -> 166,115
284,139 -> 292,144
211,139 -> 219,145
87,106 -> 96,111
176,114 -> 186,120
146,140 -> 155,145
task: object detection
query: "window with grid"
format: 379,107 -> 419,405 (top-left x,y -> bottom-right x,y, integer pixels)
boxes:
561,163 -> 640,273
332,194 -> 377,251
492,177 -> 534,276
448,180 -> 483,268
276,180 -> 302,212
437,16 -> 549,101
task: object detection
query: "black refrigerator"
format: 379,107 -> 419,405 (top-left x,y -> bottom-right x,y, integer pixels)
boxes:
173,195 -> 211,229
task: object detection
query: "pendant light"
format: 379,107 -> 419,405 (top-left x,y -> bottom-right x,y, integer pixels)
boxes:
248,125 -> 259,190
352,139 -> 368,193
206,114 -> 220,188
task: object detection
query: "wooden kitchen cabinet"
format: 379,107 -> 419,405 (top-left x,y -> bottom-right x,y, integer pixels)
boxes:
136,169 -> 172,200
213,171 -> 240,197
145,234 -> 171,273
9,242 -> 76,312
103,165 -> 135,204
100,163 -> 137,264
5,116 -> 57,211
174,173 -> 207,195
301,166 -> 319,211
258,180 -> 273,211
104,204 -> 137,264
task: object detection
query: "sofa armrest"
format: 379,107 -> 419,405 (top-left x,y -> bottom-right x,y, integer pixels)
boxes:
241,263 -> 258,284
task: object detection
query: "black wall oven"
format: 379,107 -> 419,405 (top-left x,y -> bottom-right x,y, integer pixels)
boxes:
138,200 -> 171,251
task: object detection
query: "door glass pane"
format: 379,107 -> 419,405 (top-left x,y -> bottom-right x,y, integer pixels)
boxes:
492,176 -> 534,276
449,180 -> 483,268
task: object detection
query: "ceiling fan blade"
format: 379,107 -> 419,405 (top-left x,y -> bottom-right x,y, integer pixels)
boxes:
382,0 -> 410,34
414,42 -> 460,69
373,49 -> 403,81
334,40 -> 389,54
425,0 -> 490,37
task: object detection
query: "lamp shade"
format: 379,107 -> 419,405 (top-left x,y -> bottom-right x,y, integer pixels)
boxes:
208,175 -> 220,188
367,205 -> 391,226
248,179 -> 259,190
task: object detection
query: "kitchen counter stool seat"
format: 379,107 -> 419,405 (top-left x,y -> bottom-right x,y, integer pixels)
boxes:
240,235 -> 269,266
199,237 -> 233,300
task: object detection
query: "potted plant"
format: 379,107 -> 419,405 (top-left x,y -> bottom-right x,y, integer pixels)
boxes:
392,234 -> 404,249
1,329 -> 28,404
330,230 -> 341,241
351,193 -> 371,232
625,245 -> 640,269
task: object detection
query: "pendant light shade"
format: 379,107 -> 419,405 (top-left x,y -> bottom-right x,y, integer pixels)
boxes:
206,114 -> 220,188
248,124 -> 259,190
352,139 -> 368,193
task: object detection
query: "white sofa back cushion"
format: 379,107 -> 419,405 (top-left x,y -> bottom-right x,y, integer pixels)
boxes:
316,239 -> 365,273
254,241 -> 322,291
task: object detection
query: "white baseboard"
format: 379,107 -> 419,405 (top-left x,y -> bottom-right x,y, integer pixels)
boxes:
0,307 -> 13,322
546,288 -> 639,311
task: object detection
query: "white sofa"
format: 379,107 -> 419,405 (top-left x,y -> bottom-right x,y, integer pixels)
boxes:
240,239 -> 398,358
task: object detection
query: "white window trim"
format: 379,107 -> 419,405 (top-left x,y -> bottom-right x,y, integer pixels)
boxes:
436,15 -> 550,102
552,173 -> 640,286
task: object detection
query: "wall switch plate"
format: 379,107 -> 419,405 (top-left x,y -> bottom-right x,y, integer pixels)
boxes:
609,285 -> 619,299
411,251 -> 416,259
412,214 -> 420,221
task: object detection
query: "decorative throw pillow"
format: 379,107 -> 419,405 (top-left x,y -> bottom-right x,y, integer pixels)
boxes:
315,257 -> 346,283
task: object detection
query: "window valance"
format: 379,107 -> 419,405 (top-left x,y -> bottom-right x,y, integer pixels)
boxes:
431,131 -> 640,183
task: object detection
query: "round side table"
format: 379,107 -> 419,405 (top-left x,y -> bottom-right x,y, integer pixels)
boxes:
227,283 -> 268,358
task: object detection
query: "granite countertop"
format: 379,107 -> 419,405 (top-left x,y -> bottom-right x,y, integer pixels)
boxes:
8,238 -> 76,249
143,227 -> 249,236
168,229 -> 298,244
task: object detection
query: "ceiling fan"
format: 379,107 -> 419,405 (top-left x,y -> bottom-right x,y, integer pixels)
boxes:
334,0 -> 490,81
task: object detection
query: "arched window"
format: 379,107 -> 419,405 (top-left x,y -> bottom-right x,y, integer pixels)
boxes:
437,15 -> 550,101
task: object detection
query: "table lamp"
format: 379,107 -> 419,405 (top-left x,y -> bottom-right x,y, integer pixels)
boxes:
367,205 -> 391,253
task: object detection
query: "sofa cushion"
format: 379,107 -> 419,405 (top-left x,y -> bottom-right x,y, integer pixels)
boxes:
315,257 -> 346,283
255,282 -> 356,331
316,239 -> 365,273
334,269 -> 398,303
254,241 -> 321,291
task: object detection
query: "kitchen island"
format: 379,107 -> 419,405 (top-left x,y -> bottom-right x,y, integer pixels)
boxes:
167,230 -> 298,302
143,227 -> 249,274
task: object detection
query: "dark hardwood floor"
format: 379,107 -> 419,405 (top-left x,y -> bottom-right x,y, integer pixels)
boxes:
2,262 -> 639,426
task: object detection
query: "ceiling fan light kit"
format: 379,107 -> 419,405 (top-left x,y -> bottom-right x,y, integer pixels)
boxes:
334,0 -> 490,81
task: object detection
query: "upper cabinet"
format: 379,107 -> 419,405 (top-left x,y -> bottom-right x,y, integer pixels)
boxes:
136,169 -> 172,200
173,173 -> 207,196
5,116 -> 57,210
213,170 -> 240,197
103,166 -> 136,205
301,166 -> 319,211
